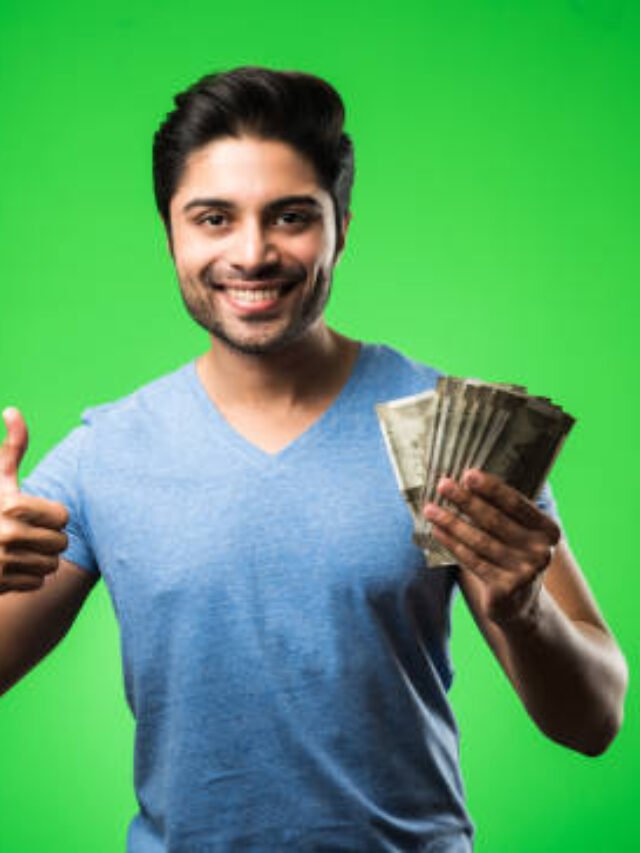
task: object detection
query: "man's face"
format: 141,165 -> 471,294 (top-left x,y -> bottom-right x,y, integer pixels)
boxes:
168,135 -> 349,355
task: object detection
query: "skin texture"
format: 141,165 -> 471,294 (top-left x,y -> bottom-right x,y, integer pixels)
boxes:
0,408 -> 96,695
0,407 -> 68,595
425,470 -> 628,754
426,470 -> 562,626
0,134 -> 628,755
166,134 -> 360,454
168,135 -> 346,357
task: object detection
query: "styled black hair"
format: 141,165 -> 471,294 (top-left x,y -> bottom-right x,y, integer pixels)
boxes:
153,65 -> 355,240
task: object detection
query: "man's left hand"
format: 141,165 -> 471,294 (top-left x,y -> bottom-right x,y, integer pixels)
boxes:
423,469 -> 561,627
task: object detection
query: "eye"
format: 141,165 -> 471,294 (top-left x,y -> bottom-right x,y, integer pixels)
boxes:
198,212 -> 228,227
275,210 -> 312,227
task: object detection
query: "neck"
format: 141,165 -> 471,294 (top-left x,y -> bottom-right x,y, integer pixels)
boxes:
196,321 -> 360,410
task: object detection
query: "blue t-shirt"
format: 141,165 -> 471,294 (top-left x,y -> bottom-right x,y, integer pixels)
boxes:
21,343 -> 558,852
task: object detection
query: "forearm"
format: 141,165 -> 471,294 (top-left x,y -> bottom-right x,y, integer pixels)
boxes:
0,564 -> 94,695
497,585 -> 629,756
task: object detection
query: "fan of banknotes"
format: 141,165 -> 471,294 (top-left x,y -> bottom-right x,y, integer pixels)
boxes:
375,377 -> 575,567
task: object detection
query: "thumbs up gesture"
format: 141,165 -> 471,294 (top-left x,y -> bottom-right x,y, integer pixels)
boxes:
0,408 -> 70,593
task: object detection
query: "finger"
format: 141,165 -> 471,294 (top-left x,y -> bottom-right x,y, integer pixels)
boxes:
0,519 -> 68,555
0,573 -> 44,593
425,502 -> 525,572
430,523 -> 502,584
436,477 -> 550,550
462,469 -> 561,543
0,492 -> 69,530
2,551 -> 59,576
0,408 -> 29,495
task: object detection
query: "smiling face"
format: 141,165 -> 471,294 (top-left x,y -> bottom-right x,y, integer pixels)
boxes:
168,135 -> 349,355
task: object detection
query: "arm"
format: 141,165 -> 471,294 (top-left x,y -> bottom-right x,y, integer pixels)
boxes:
424,471 -> 629,756
0,559 -> 98,695
0,407 -> 98,695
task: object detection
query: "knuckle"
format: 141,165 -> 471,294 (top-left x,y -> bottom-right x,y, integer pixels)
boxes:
526,500 -> 542,522
515,557 -> 534,575
474,558 -> 494,579
517,499 -> 539,525
488,505 -> 508,532
491,542 -> 511,565
489,474 -> 507,496
463,545 -> 485,572
548,521 -> 561,546
0,492 -> 20,516
44,556 -> 60,574
471,529 -> 497,561
456,547 -> 474,570
529,539 -> 551,560
476,529 -> 495,553
506,492 -> 524,516
0,517 -> 19,545
54,501 -> 70,527
467,526 -> 485,550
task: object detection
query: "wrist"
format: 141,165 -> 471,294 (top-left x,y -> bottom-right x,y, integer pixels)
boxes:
491,579 -> 546,637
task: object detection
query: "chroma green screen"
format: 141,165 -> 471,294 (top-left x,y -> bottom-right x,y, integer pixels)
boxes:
1,1 -> 637,850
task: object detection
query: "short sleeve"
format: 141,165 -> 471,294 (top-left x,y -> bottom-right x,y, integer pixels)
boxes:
534,480 -> 563,527
20,424 -> 99,575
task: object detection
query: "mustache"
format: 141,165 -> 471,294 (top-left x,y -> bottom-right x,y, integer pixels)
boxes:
202,265 -> 305,288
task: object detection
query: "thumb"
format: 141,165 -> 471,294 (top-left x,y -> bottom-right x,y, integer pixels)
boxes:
0,407 -> 29,494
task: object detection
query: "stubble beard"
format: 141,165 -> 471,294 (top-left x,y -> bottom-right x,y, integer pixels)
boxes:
177,266 -> 334,356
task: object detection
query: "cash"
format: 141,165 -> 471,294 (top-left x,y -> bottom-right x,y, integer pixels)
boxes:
375,377 -> 575,567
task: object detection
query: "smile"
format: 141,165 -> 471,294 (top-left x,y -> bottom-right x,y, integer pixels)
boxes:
212,280 -> 300,313
222,287 -> 285,303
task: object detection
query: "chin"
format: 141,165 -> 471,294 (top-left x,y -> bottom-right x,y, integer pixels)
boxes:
209,322 -> 305,356
181,275 -> 332,355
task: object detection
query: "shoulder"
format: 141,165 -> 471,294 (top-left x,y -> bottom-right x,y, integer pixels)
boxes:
20,362 -> 195,510
79,362 -> 195,433
50,361 -> 200,475
360,342 -> 444,397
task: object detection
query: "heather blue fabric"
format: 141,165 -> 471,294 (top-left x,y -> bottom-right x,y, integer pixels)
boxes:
21,343 -> 559,852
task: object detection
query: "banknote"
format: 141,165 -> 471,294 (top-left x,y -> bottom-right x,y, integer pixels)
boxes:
375,389 -> 437,520
376,377 -> 575,567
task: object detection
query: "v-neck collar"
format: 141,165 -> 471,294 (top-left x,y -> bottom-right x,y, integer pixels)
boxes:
183,342 -> 371,469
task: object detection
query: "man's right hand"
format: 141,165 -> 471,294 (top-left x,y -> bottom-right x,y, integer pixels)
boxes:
0,408 -> 69,594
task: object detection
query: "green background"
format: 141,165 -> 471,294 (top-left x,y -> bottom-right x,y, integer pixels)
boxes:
1,0 -> 637,850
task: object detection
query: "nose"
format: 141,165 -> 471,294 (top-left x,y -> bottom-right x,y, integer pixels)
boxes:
227,218 -> 279,274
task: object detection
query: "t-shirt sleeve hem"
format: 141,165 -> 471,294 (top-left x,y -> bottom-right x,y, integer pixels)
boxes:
61,536 -> 100,575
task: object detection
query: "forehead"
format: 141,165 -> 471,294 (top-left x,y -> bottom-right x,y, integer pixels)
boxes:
172,136 -> 326,208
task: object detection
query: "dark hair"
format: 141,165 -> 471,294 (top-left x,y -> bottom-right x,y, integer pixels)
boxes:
153,65 -> 355,240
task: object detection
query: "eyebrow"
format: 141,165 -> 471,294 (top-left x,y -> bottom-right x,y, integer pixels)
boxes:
182,194 -> 323,214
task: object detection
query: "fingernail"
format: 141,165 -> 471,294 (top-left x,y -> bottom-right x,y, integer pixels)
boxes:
437,477 -> 455,497
424,503 -> 442,520
464,469 -> 481,487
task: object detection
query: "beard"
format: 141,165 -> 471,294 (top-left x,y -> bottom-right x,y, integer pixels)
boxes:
176,262 -> 334,356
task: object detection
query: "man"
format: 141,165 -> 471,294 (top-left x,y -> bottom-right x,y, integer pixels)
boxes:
0,66 -> 628,851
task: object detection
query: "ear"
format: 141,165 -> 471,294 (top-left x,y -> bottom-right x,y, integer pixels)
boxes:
334,210 -> 352,264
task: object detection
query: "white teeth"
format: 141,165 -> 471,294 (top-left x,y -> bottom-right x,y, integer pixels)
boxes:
227,288 -> 281,303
